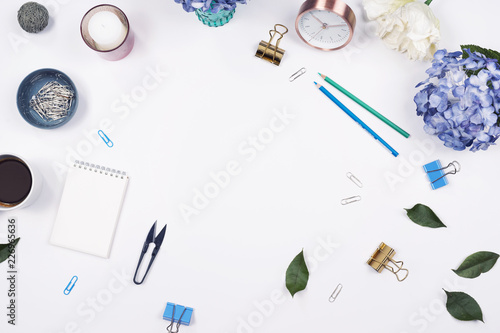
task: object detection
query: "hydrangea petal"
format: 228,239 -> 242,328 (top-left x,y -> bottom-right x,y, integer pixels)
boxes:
414,48 -> 500,152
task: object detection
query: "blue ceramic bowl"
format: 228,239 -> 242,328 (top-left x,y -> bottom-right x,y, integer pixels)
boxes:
17,68 -> 78,129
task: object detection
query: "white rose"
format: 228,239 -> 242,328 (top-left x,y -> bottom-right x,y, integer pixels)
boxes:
376,1 -> 440,61
362,0 -> 415,20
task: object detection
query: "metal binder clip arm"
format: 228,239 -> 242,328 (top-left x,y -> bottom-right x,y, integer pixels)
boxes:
367,242 -> 409,282
255,24 -> 288,66
368,256 -> 409,282
133,221 -> 167,285
381,258 -> 409,282
426,161 -> 460,183
391,261 -> 409,282
166,305 -> 187,333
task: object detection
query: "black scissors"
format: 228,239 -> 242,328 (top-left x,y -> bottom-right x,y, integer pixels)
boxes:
133,221 -> 167,285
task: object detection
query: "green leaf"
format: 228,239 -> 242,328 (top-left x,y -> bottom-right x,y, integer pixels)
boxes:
0,238 -> 20,264
404,204 -> 446,228
461,44 -> 500,62
453,251 -> 499,279
286,250 -> 309,297
444,290 -> 484,322
461,44 -> 500,77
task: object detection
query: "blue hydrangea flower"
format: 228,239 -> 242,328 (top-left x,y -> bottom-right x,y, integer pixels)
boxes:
414,49 -> 500,152
174,0 -> 246,13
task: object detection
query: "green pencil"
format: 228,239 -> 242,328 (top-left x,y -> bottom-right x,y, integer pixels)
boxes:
319,73 -> 410,138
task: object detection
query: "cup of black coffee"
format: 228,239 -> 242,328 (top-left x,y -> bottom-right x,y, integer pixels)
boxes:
0,154 -> 42,210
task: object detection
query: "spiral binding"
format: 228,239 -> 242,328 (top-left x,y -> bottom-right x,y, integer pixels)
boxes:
73,160 -> 127,179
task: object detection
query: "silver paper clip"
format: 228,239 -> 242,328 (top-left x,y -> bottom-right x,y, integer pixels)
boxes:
289,68 -> 306,82
329,283 -> 342,303
98,130 -> 114,148
346,172 -> 363,188
341,196 -> 361,205
64,276 -> 78,295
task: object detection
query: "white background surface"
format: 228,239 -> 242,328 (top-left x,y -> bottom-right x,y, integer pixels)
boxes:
1,0 -> 500,332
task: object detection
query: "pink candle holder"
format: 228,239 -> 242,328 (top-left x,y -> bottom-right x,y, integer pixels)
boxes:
80,4 -> 134,61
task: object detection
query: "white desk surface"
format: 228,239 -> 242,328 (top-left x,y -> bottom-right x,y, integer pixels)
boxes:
1,0 -> 499,332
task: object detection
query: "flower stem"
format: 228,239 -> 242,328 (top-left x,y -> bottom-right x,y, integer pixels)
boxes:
425,0 -> 433,5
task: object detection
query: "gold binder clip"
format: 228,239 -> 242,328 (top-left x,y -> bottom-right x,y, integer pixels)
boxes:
255,24 -> 288,66
367,242 -> 408,282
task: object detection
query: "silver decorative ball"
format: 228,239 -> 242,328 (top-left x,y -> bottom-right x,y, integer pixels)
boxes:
18,2 -> 49,33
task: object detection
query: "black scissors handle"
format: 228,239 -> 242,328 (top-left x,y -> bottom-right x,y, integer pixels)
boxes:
133,248 -> 159,285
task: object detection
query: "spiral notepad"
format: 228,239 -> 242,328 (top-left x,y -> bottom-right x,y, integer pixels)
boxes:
50,161 -> 129,258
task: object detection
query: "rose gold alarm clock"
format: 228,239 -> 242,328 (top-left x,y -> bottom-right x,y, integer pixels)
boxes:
295,0 -> 356,51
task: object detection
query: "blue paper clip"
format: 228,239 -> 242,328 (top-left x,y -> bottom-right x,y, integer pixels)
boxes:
163,302 -> 193,332
423,160 -> 460,190
98,130 -> 114,148
64,276 -> 78,295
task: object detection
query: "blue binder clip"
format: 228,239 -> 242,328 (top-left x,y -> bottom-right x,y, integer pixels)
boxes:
163,302 -> 193,332
423,160 -> 461,190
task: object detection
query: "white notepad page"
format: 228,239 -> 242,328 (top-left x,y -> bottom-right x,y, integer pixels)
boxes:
50,161 -> 129,258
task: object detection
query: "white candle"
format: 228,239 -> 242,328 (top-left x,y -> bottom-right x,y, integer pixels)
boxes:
88,11 -> 127,51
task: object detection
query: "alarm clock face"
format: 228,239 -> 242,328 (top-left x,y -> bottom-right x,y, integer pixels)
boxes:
297,9 -> 352,50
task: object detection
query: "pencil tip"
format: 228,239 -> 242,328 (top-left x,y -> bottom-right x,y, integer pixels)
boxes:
318,72 -> 321,76
314,81 -> 317,85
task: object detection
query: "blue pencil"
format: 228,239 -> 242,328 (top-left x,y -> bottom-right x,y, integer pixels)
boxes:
314,82 -> 399,157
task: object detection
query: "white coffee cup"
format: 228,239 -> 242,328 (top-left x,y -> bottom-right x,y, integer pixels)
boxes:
0,154 -> 43,211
